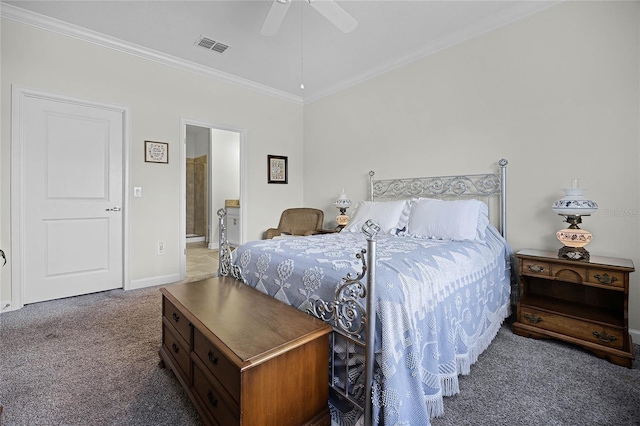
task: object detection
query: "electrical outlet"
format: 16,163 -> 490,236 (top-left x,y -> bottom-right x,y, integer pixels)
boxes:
158,241 -> 164,255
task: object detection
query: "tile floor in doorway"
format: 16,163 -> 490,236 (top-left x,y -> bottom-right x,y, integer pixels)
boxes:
185,242 -> 219,282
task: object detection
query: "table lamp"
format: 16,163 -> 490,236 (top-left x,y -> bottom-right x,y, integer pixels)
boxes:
334,189 -> 352,229
551,179 -> 598,261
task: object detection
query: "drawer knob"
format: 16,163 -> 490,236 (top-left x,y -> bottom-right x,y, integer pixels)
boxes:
527,264 -> 545,273
172,312 -> 180,323
594,273 -> 617,285
172,343 -> 179,354
208,350 -> 219,365
524,313 -> 542,324
207,390 -> 218,408
593,329 -> 617,344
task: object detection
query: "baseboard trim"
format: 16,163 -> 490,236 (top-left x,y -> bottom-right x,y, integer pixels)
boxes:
186,236 -> 206,243
1,275 -> 184,312
128,274 -> 181,291
630,328 -> 640,345
0,300 -> 16,313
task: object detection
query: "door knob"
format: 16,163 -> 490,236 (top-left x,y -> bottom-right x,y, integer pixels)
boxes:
106,206 -> 122,211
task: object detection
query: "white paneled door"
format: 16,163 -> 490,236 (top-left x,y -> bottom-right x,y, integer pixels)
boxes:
21,94 -> 124,304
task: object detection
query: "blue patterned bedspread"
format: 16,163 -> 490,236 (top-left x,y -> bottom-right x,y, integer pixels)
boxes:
232,226 -> 513,425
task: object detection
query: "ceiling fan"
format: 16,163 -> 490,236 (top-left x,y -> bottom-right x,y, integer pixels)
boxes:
260,0 -> 358,36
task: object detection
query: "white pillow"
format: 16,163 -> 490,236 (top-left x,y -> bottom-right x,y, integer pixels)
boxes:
407,198 -> 487,241
343,200 -> 410,235
476,201 -> 490,240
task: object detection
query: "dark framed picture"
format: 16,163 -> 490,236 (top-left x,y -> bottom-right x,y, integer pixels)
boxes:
267,155 -> 288,184
145,140 -> 169,164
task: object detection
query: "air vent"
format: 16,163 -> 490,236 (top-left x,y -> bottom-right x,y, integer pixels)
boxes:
195,36 -> 229,54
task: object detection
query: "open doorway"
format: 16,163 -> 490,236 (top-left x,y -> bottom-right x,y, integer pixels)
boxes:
181,120 -> 244,281
185,125 -> 209,244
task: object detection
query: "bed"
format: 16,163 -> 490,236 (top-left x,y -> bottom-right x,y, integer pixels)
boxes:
217,159 -> 513,426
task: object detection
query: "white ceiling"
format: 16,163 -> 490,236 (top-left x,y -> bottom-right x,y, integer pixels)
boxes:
2,0 -> 558,103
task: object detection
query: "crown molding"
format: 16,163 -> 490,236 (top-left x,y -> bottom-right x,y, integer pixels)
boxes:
2,1 -> 560,106
304,1 -> 561,105
0,3 -> 303,105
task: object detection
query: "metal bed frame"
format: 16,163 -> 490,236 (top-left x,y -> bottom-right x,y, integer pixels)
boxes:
217,159 -> 508,425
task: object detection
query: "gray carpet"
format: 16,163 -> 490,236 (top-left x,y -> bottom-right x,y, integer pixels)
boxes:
0,285 -> 638,426
431,321 -> 640,426
0,286 -> 203,426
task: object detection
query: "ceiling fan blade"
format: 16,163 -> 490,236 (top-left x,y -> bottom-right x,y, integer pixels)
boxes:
309,0 -> 358,33
260,0 -> 292,36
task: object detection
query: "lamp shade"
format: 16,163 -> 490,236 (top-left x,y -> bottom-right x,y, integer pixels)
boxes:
334,189 -> 352,210
551,180 -> 598,216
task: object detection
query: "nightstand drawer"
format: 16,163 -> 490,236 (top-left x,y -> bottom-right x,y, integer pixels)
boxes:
521,259 -> 551,276
164,298 -> 192,343
550,264 -> 586,283
519,306 -> 624,350
588,269 -> 625,288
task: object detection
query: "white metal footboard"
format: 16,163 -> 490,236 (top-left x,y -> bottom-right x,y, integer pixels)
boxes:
217,208 -> 243,280
216,208 -> 378,424
309,221 -> 378,425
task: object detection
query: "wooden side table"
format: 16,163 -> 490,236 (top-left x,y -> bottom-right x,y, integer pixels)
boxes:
513,249 -> 635,367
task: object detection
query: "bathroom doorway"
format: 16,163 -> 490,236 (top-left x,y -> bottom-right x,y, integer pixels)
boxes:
185,125 -> 209,244
181,120 -> 244,281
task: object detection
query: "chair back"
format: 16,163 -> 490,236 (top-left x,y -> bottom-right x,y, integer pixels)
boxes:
278,208 -> 324,235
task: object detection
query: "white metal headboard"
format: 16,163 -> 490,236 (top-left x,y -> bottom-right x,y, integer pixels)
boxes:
369,159 -> 508,239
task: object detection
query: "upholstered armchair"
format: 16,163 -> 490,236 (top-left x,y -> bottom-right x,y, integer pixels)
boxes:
265,208 -> 333,239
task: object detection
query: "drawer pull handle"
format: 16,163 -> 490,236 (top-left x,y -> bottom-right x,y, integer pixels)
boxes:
524,313 -> 542,324
593,330 -> 617,344
207,390 -> 218,408
171,343 -> 179,353
172,312 -> 180,323
527,265 -> 545,273
208,350 -> 218,365
594,273 -> 617,285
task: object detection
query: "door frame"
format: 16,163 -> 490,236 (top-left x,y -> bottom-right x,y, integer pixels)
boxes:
179,118 -> 246,281
11,85 -> 131,310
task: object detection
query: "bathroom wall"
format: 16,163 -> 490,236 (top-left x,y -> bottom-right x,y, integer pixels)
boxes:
186,125 -> 210,240
186,156 -> 207,238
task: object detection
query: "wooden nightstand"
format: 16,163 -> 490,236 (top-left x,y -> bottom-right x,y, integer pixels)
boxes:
513,249 -> 635,367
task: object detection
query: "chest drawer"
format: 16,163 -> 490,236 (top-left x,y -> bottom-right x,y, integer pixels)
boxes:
193,362 -> 239,426
164,298 -> 192,343
519,306 -> 624,350
161,278 -> 333,426
193,327 -> 240,404
163,323 -> 190,381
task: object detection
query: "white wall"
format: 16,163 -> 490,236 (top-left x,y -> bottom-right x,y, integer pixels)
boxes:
303,1 -> 640,334
211,128 -> 240,244
186,125 -> 210,159
1,18 -> 303,306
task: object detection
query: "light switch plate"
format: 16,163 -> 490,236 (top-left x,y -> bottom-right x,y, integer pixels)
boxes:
134,187 -> 142,197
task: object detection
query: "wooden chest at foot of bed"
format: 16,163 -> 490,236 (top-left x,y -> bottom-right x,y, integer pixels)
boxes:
159,277 -> 333,426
